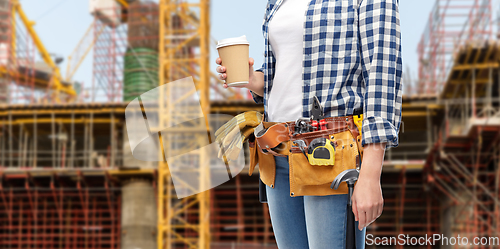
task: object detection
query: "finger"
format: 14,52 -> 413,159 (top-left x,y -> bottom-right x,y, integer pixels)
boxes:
218,73 -> 226,80
352,198 -> 358,222
222,127 -> 241,148
249,57 -> 254,67
215,119 -> 236,137
215,115 -> 239,137
216,57 -> 221,65
223,83 -> 228,88
216,66 -> 226,73
358,208 -> 366,231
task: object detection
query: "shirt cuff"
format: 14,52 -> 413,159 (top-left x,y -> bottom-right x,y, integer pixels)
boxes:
250,90 -> 264,104
361,116 -> 399,149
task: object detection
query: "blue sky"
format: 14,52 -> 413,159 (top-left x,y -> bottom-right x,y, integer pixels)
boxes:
19,0 -> 436,94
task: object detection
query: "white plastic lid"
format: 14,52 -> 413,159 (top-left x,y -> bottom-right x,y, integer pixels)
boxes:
216,35 -> 249,49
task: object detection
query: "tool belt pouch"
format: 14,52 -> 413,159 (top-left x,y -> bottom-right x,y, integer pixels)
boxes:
356,134 -> 363,161
289,126 -> 361,192
248,136 -> 276,187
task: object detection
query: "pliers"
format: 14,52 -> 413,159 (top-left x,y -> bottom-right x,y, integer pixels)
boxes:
311,96 -> 327,130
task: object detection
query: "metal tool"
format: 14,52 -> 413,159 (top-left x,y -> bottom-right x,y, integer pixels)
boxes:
311,96 -> 325,121
331,169 -> 360,249
293,118 -> 313,135
311,96 -> 326,130
292,139 -> 308,158
293,96 -> 326,135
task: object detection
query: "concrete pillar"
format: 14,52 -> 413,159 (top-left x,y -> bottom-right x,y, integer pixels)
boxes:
122,125 -> 157,169
121,179 -> 157,249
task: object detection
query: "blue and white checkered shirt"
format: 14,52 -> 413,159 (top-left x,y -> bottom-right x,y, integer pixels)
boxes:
251,0 -> 403,149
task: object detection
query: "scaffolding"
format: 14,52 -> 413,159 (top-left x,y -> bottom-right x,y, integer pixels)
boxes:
3,0 -> 500,248
424,41 -> 500,245
0,0 -> 76,104
84,0 -> 249,104
0,171 -> 121,249
365,168 -> 441,249
90,4 -> 127,103
210,175 -> 274,244
0,104 -> 125,169
417,0 -> 494,95
417,1 -> 500,245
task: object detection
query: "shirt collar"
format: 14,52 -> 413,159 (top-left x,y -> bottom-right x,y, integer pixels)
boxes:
266,0 -> 284,22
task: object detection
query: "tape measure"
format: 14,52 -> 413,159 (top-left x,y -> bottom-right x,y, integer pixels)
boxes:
307,137 -> 336,166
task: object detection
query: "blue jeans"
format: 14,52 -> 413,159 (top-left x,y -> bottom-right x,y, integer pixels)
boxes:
266,156 -> 366,249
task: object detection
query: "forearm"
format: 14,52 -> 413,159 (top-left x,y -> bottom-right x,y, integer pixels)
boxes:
248,71 -> 265,97
359,142 -> 386,180
352,142 -> 386,230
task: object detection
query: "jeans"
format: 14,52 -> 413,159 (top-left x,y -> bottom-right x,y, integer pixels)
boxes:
266,156 -> 366,249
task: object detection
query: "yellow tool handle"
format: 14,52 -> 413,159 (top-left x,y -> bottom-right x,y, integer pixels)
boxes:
353,114 -> 363,136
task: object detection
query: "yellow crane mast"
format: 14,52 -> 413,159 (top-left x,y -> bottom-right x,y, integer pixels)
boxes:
157,0 -> 211,248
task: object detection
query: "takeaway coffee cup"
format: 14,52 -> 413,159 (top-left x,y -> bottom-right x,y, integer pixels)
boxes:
216,35 -> 250,87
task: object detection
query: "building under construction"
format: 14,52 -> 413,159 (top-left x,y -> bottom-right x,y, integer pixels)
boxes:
0,0 -> 499,248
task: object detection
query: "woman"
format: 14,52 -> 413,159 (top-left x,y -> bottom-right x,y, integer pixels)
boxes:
216,0 -> 402,248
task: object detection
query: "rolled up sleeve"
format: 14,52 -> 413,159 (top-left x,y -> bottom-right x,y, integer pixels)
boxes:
358,0 -> 403,149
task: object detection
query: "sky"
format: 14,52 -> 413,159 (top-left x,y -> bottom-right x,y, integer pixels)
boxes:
18,0 -> 438,94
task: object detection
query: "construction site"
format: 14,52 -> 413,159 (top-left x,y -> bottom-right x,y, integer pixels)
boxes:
0,0 -> 499,248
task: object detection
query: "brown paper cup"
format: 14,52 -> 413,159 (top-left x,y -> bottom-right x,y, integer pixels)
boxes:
217,36 -> 250,87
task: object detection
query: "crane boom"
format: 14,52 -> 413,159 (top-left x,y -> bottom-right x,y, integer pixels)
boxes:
14,1 -> 76,99
65,20 -> 105,82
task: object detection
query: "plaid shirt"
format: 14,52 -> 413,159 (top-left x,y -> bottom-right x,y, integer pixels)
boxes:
251,0 -> 402,149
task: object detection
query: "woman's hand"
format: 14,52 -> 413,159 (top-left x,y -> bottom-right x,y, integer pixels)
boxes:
215,57 -> 263,95
351,142 -> 386,230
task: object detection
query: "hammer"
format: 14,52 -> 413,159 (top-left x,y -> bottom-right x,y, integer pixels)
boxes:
331,169 -> 359,249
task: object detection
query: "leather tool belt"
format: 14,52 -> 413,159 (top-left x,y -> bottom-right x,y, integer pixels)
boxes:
254,114 -> 363,158
248,113 -> 364,198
